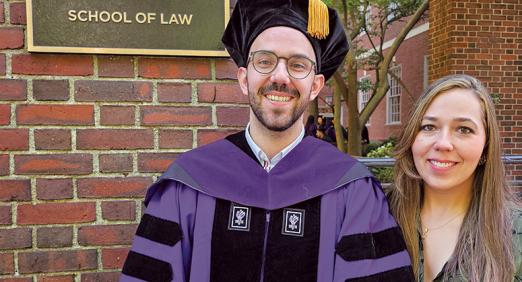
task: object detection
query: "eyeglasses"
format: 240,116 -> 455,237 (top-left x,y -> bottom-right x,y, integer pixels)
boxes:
248,50 -> 316,79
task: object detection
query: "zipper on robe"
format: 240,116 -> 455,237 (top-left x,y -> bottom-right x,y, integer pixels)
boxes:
259,210 -> 271,281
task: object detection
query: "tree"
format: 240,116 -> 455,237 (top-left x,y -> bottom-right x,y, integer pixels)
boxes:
327,0 -> 429,155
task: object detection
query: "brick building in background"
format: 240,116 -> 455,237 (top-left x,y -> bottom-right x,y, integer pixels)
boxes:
0,0 -> 520,280
428,0 -> 522,189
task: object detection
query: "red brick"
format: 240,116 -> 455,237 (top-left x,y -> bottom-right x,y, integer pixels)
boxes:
0,205 -> 11,225
0,154 -> 7,176
15,154 -> 92,175
216,107 -> 250,127
0,54 -> 5,75
81,272 -> 120,282
197,129 -> 239,146
33,80 -> 69,101
0,278 -> 32,282
18,250 -> 97,274
36,178 -> 73,200
16,104 -> 94,125
0,228 -> 32,250
0,104 -> 9,125
77,129 -> 153,150
139,57 -> 211,79
99,154 -> 132,172
77,177 -> 151,198
0,79 -> 27,100
0,253 -> 14,275
102,247 -> 129,269
35,129 -> 71,150
12,54 -> 93,76
141,106 -> 212,126
99,153 -> 133,173
215,59 -> 238,80
197,83 -> 247,104
18,202 -> 95,225
0,2 -> 4,24
158,83 -> 192,103
39,275 -> 74,282
159,129 -> 193,149
75,81 -> 152,102
138,153 -> 179,173
0,179 -> 30,201
0,129 -> 29,150
98,56 -> 134,78
78,224 -> 136,246
0,27 -> 23,49
102,201 -> 135,221
37,227 -> 73,248
100,106 -> 135,125
9,2 -> 25,24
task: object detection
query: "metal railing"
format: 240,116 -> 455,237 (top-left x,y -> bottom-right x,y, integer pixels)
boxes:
356,155 -> 522,188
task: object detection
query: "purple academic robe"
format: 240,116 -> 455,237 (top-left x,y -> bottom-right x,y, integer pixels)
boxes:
121,134 -> 413,282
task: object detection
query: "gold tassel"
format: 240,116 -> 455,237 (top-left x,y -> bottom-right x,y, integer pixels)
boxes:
307,0 -> 329,39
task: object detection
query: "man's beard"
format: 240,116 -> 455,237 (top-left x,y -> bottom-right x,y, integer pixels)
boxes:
249,82 -> 309,132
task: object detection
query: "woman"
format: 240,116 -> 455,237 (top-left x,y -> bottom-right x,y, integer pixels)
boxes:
388,74 -> 521,281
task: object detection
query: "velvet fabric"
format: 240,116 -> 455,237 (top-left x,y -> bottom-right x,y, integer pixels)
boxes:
121,134 -> 413,281
221,0 -> 349,81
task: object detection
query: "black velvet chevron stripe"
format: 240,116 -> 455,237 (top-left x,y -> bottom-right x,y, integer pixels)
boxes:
122,251 -> 173,282
335,226 -> 407,261
136,213 -> 182,246
344,266 -> 414,282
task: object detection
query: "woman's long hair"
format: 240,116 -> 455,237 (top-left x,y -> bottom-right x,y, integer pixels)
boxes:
388,74 -> 517,281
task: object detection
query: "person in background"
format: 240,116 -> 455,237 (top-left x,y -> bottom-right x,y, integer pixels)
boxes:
317,115 -> 325,132
305,114 -> 317,137
388,74 -> 521,281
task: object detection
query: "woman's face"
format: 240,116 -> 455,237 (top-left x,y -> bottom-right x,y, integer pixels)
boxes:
412,88 -> 487,193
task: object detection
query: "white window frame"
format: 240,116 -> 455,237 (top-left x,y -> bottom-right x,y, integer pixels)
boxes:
387,2 -> 398,22
358,75 -> 371,125
386,65 -> 402,125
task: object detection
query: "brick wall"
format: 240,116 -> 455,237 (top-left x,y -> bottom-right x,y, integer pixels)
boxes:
0,1 -> 247,280
429,0 -> 522,188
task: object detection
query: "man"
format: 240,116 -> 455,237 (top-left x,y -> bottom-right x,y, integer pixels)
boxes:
121,0 -> 413,281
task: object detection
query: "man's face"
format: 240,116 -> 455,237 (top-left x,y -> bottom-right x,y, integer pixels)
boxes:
237,26 -> 325,132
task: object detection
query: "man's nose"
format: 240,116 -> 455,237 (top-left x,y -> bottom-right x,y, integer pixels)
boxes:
269,59 -> 291,85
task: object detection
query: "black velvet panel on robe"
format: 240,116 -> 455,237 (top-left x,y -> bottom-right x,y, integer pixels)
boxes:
210,198 -> 266,282
210,131 -> 321,281
264,197 -> 321,282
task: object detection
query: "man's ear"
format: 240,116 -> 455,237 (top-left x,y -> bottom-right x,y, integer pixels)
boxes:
237,67 -> 248,96
309,74 -> 325,101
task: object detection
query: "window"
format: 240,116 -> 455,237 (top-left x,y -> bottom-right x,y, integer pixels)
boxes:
387,65 -> 401,124
387,2 -> 398,22
358,76 -> 371,125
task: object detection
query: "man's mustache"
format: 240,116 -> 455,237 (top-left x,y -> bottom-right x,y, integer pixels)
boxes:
259,83 -> 299,97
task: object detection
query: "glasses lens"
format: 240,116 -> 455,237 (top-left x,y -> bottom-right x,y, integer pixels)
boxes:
287,56 -> 313,79
252,51 -> 277,74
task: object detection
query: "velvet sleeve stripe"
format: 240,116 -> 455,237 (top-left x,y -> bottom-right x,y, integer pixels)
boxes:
136,214 -> 182,246
344,266 -> 414,282
122,251 -> 173,282
335,226 -> 407,261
